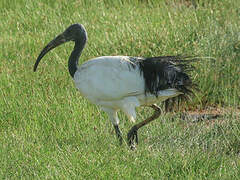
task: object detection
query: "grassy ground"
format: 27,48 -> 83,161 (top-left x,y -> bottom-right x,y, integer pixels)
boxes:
0,0 -> 240,179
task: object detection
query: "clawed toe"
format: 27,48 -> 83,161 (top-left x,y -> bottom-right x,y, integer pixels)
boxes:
127,125 -> 138,149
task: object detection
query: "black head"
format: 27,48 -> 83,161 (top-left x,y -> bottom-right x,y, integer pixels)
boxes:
62,24 -> 87,42
33,23 -> 87,71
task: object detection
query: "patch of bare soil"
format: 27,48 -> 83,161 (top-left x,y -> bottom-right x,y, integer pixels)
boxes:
180,107 -> 240,122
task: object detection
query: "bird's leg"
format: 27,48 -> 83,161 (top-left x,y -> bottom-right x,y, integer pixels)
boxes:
127,104 -> 161,149
103,107 -> 123,145
114,125 -> 123,145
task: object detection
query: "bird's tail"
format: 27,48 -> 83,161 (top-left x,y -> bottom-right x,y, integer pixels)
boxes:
134,55 -> 207,111
137,56 -> 199,95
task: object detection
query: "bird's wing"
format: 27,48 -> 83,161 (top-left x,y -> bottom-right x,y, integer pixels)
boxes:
74,56 -> 145,101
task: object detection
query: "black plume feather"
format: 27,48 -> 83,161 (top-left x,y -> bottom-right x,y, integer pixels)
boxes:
129,56 -> 198,97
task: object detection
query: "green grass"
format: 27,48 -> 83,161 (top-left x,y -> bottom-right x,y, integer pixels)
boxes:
0,0 -> 240,179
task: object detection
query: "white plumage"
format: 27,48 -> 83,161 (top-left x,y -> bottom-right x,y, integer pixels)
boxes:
34,24 -> 195,149
74,56 -> 181,124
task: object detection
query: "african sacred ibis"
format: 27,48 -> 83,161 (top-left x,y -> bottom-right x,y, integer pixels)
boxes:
34,24 -> 196,149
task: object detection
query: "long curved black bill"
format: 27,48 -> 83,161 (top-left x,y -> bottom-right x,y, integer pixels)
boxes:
33,34 -> 66,72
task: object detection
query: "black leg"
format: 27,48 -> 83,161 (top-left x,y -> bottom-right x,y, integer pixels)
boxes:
114,125 -> 123,145
127,104 -> 161,149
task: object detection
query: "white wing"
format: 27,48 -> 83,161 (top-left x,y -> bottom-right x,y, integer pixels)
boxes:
74,56 -> 145,102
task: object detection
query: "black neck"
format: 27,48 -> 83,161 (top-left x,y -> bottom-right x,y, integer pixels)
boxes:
68,39 -> 86,78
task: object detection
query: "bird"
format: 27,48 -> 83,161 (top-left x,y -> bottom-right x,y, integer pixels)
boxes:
34,23 -> 197,149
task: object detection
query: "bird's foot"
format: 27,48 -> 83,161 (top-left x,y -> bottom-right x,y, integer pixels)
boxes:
114,125 -> 123,145
127,125 -> 138,150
